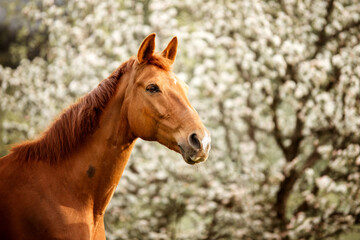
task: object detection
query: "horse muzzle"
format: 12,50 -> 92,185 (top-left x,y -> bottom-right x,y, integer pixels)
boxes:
178,130 -> 211,165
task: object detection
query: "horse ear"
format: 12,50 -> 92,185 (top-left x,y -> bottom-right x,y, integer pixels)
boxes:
161,36 -> 178,64
137,33 -> 156,63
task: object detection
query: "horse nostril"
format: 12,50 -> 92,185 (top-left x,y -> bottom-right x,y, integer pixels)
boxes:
189,133 -> 201,150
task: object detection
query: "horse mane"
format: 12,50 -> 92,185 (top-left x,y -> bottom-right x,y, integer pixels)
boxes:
10,54 -> 171,164
10,59 -> 131,163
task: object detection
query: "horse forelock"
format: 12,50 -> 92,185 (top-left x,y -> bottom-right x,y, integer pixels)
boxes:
146,54 -> 172,72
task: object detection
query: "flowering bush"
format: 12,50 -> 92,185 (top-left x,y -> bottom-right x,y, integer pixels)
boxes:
1,0 -> 360,239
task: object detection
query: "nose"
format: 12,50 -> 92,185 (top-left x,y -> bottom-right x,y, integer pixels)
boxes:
189,133 -> 201,150
187,131 -> 211,162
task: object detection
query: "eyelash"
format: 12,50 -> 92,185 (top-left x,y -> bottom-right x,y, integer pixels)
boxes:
146,84 -> 161,93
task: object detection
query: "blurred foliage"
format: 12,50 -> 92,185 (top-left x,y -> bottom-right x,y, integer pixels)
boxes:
1,0 -> 360,239
0,0 -> 48,68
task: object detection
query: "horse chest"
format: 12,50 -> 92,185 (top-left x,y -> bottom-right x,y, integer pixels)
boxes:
0,169 -> 97,239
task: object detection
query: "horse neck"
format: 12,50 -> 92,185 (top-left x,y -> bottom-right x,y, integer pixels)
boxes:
62,70 -> 136,216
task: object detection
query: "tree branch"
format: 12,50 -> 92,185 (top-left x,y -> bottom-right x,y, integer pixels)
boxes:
285,110 -> 304,162
270,88 -> 287,155
309,0 -> 360,60
275,149 -> 320,222
326,20 -> 360,43
309,0 -> 335,59
218,101 -> 236,162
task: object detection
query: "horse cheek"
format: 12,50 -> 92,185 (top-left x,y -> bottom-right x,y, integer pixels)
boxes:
129,110 -> 156,140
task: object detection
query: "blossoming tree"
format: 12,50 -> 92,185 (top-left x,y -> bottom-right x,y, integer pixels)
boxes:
1,0 -> 359,239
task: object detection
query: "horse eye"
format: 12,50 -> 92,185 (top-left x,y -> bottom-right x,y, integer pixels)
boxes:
146,84 -> 160,93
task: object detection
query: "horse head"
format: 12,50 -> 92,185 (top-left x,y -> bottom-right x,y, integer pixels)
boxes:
124,33 -> 211,164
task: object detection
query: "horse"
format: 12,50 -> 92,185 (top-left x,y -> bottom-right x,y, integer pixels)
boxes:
0,33 -> 211,240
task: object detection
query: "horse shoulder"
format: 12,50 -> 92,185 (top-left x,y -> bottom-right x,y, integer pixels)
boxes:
0,155 -> 93,239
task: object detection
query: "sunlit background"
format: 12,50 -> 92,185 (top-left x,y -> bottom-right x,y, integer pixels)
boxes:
1,0 -> 360,239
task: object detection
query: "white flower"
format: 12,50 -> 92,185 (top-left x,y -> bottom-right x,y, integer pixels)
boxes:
316,176 -> 333,190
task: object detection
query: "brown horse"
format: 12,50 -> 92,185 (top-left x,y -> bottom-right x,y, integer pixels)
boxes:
0,33 -> 210,240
